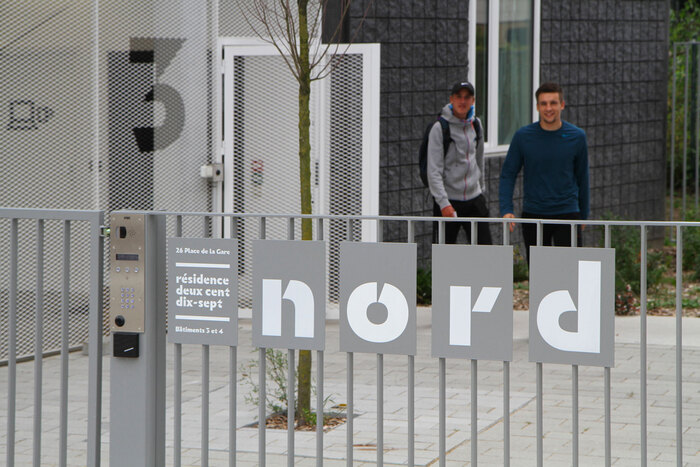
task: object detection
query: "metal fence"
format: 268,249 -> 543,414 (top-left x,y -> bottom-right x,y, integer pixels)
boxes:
0,207 -> 104,467
2,209 -> 699,466
158,211 -> 698,467
669,41 -> 700,221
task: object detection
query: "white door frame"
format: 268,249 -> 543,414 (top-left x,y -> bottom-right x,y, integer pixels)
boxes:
219,39 -> 380,241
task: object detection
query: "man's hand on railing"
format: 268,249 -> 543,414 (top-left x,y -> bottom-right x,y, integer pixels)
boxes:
503,213 -> 515,232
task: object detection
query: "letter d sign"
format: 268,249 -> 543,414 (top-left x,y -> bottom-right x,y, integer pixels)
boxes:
529,247 -> 615,367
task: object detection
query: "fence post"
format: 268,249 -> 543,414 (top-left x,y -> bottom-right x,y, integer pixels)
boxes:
109,212 -> 166,467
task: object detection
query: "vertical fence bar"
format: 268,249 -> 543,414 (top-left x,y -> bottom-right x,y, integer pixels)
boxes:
536,221 -> 543,467
572,365 -> 578,467
696,44 -> 700,211
536,363 -> 543,467
7,218 -> 17,467
287,213 -> 296,467
316,217 -> 324,467
87,212 -> 104,467
675,225 -> 683,465
407,219 -> 415,467
59,221 -> 70,467
470,219 -> 478,464
230,346 -> 237,467
439,218 -> 446,467
33,219 -> 44,467
439,357 -> 446,467
377,353 -> 384,466
230,216 -> 239,467
174,215 -> 183,467
671,43 -> 677,223
471,359 -> 478,466
288,349 -> 295,467
346,218 -> 354,467
376,220 -> 384,466
316,349 -> 324,467
288,217 -> 295,240
202,345 -> 210,467
640,225 -> 648,467
408,354 -> 415,467
604,224 -> 611,467
347,351 -> 354,467
259,217 -> 267,467
683,49 -> 690,218
571,222 -> 578,467
503,221 -> 511,467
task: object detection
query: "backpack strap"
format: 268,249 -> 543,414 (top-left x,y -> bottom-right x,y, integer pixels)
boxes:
438,116 -> 452,157
472,117 -> 482,144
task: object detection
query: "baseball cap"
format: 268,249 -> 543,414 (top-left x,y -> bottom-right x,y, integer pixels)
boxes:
450,81 -> 475,96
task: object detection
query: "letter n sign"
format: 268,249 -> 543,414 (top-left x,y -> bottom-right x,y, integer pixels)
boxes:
339,242 -> 417,355
529,247 -> 615,367
431,245 -> 513,361
252,240 -> 326,351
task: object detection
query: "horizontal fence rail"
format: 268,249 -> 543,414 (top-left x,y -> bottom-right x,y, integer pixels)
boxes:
3,208 -> 700,466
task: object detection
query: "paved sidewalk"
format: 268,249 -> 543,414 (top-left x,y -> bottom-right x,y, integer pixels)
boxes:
1,310 -> 699,466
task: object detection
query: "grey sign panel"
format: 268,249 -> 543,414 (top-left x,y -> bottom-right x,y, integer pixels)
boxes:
167,238 -> 238,346
431,245 -> 514,361
252,240 -> 326,351
339,242 -> 417,355
529,247 -> 615,367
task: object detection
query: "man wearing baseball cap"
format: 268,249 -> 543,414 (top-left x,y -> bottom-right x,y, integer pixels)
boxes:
427,81 -> 492,244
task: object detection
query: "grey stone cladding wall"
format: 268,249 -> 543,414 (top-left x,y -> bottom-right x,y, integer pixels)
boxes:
348,0 -> 472,264
349,0 -> 669,264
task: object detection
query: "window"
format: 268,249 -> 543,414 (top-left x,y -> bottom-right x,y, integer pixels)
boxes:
470,0 -> 540,150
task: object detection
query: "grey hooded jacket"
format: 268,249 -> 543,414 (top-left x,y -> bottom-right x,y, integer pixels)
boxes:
427,103 -> 485,210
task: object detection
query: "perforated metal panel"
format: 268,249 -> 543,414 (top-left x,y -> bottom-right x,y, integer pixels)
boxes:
1,1 -> 217,357
0,1 -> 98,358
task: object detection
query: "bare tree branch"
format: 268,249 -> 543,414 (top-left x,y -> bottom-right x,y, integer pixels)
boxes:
311,0 -> 373,81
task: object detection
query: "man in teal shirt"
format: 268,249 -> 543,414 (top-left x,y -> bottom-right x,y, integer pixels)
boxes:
499,82 -> 590,263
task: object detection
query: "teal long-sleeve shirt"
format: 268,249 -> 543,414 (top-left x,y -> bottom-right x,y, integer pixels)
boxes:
499,121 -> 590,219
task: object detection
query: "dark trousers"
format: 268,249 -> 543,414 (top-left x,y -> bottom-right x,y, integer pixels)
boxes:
433,194 -> 493,245
521,211 -> 582,264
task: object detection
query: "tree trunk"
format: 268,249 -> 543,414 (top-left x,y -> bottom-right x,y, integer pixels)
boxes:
296,0 -> 313,425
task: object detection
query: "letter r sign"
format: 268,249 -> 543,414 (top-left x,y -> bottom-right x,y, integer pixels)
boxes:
529,247 -> 615,367
431,245 -> 514,361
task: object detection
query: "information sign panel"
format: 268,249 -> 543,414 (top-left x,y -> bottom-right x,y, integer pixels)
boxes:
167,238 -> 237,346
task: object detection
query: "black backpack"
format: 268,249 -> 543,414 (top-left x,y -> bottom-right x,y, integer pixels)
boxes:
418,115 -> 482,188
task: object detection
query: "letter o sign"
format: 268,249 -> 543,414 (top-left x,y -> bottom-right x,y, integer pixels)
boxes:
339,242 -> 417,355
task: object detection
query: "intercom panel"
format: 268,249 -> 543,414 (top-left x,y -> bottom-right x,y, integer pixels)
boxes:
110,213 -> 146,333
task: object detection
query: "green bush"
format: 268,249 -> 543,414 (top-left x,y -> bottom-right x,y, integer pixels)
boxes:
601,216 -> 668,313
417,267 -> 432,305
240,349 -> 336,427
681,210 -> 700,279
513,245 -> 529,282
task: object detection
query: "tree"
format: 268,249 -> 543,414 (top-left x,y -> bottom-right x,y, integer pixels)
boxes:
235,0 -> 371,425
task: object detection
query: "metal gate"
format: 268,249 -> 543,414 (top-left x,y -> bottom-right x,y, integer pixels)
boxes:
0,208 -> 104,467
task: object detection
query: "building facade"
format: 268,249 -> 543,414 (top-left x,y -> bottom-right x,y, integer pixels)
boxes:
345,0 -> 669,260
